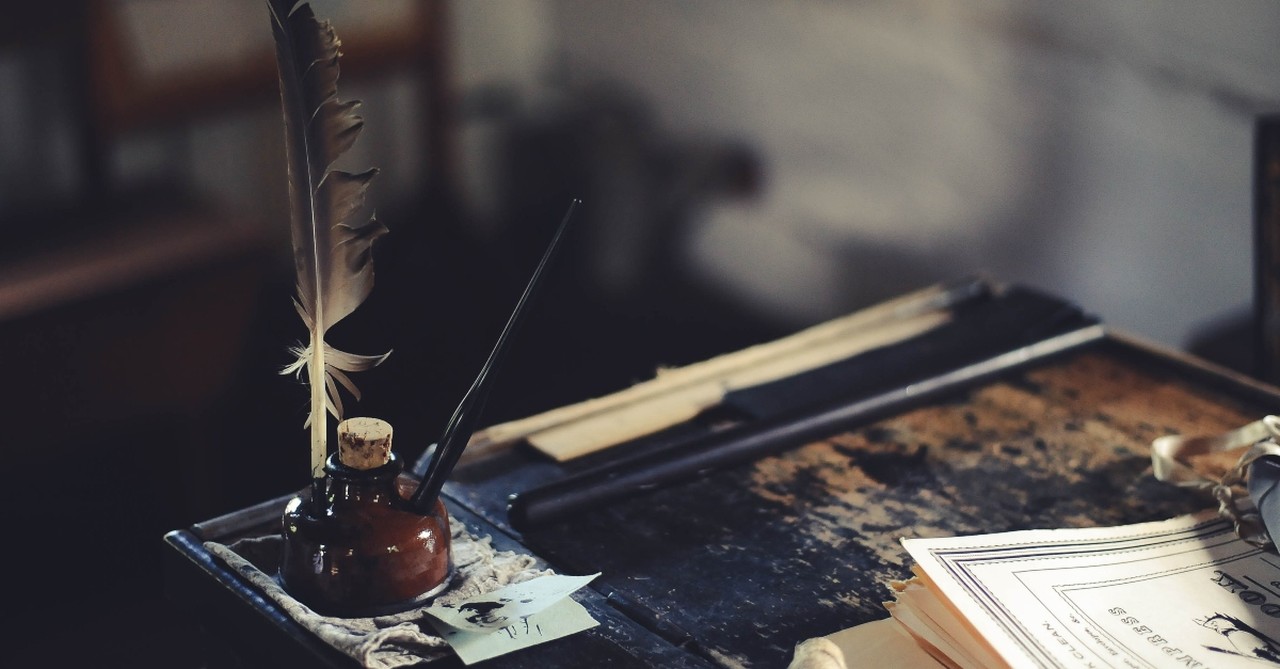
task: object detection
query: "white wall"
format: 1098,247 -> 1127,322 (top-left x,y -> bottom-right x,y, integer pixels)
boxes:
4,1 -> 1278,351
457,0 -> 1280,347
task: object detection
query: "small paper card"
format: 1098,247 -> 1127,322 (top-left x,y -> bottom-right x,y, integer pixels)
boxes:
424,573 -> 601,664
435,597 -> 600,665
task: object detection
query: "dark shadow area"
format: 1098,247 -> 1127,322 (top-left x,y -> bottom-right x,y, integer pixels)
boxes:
1186,307 -> 1258,379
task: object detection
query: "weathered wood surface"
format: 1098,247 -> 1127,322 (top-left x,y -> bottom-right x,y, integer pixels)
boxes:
167,336 -> 1280,667
445,341 -> 1277,669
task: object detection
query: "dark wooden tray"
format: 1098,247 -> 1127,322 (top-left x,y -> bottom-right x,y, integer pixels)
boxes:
163,491 -> 711,668
164,325 -> 1280,668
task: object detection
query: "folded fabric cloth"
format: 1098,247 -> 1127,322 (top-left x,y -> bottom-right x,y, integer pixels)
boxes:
205,516 -> 554,668
787,637 -> 848,669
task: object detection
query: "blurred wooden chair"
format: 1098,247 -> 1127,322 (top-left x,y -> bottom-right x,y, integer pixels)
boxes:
78,0 -> 455,200
0,0 -> 457,517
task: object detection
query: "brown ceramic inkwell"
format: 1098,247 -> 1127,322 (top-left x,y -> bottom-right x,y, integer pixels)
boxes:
266,0 -> 576,616
280,417 -> 452,616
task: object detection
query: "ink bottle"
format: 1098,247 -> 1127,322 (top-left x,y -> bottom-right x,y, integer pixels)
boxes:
280,417 -> 452,616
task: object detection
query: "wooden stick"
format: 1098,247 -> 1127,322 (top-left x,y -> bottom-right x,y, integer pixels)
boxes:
529,311 -> 950,461
460,275 -> 992,463
506,319 -> 1105,530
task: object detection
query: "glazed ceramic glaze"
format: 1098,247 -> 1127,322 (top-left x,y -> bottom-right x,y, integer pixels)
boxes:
279,419 -> 452,617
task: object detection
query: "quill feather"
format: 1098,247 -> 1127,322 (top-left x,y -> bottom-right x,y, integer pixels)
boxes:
269,0 -> 389,479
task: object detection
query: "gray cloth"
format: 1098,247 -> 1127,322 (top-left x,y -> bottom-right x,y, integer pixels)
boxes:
205,516 -> 554,668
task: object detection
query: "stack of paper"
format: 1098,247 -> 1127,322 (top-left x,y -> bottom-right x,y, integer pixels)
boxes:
805,512 -> 1280,668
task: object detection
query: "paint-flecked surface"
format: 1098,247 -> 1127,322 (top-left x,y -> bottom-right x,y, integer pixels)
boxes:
447,343 -> 1270,668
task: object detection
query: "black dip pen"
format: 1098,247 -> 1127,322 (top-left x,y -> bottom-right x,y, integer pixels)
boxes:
410,199 -> 580,513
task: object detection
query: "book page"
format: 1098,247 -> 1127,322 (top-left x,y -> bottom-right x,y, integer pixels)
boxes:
811,617 -> 944,668
888,578 -> 1007,669
903,512 -> 1280,668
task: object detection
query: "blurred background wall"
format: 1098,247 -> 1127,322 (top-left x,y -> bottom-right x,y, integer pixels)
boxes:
462,0 -> 1280,347
3,1 -> 1280,661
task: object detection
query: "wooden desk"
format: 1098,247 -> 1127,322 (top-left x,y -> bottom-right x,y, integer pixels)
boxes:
164,323 -> 1280,667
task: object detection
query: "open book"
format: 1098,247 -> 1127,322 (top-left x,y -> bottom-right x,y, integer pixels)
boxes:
796,512 -> 1280,668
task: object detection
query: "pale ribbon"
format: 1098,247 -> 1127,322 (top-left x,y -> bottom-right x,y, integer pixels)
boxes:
1151,415 -> 1280,548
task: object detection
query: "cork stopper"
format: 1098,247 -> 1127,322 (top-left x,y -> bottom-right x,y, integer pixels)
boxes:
337,417 -> 394,470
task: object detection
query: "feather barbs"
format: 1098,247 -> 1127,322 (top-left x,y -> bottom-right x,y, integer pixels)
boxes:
281,340 -> 391,427
269,0 -> 390,478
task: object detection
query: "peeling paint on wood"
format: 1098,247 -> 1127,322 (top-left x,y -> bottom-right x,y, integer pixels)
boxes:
447,344 -> 1272,668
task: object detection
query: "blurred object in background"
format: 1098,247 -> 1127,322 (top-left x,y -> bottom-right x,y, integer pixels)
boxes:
472,82 -> 773,420
0,0 -> 452,506
1255,114 -> 1280,385
1,3 -> 451,663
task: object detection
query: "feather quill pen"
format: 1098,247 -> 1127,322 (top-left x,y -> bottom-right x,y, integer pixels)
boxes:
268,0 -> 389,487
